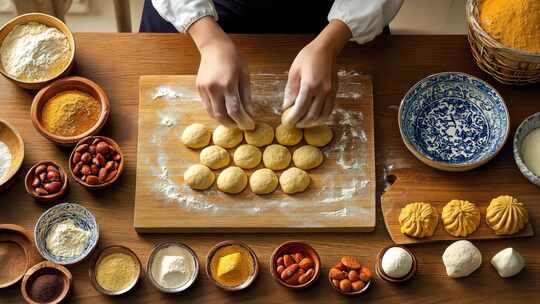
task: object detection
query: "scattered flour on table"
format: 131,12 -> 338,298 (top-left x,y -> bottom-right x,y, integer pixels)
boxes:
0,140 -> 11,183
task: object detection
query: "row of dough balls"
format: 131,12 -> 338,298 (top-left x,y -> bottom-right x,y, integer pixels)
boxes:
181,122 -> 333,149
398,195 -> 529,238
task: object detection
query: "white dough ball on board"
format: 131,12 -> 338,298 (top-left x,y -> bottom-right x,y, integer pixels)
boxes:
213,125 -> 243,148
442,240 -> 482,278
279,167 -> 310,194
200,145 -> 230,169
184,164 -> 215,190
217,166 -> 248,194
249,168 -> 278,195
181,123 -> 211,148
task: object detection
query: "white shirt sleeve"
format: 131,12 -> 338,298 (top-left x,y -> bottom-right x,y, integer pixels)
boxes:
151,0 -> 218,33
328,0 -> 403,44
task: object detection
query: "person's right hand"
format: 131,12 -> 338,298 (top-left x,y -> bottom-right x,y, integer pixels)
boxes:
189,17 -> 254,130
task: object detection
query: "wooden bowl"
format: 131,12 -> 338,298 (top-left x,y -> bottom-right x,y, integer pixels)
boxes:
69,136 -> 124,189
270,240 -> 321,289
0,224 -> 33,289
206,240 -> 259,291
146,242 -> 199,293
89,245 -> 142,296
24,161 -> 68,203
375,245 -> 417,284
0,119 -> 24,192
31,76 -> 110,146
0,13 -> 75,90
21,261 -> 72,304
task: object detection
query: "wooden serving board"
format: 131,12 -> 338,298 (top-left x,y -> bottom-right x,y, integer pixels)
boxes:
381,168 -> 535,244
134,74 -> 375,233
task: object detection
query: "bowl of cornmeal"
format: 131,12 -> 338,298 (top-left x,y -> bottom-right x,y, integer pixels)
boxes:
0,13 -> 75,89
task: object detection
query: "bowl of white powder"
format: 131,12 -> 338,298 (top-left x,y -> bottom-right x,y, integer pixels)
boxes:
514,112 -> 540,187
0,13 -> 75,89
0,119 -> 24,192
34,202 -> 99,265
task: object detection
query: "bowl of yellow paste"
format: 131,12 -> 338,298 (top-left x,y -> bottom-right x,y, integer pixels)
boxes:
0,13 -> 75,89
31,76 -> 110,146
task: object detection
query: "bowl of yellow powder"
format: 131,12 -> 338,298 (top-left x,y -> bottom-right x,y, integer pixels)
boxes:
89,245 -> 142,296
31,76 -> 111,146
206,240 -> 259,291
0,13 -> 75,89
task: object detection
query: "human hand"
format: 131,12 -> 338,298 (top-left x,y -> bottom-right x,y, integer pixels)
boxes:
189,17 -> 254,130
282,20 -> 352,128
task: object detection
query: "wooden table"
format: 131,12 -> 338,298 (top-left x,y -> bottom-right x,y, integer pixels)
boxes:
1,34 -> 539,303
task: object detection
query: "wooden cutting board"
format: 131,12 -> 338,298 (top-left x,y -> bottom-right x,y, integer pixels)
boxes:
381,168 -> 535,244
134,74 -> 375,233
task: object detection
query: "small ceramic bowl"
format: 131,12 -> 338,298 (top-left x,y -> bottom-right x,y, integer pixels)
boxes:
514,112 -> 540,187
329,275 -> 371,296
69,136 -> 124,189
34,202 -> 99,265
399,72 -> 510,172
270,240 -> 321,289
0,13 -> 75,90
89,245 -> 142,296
146,242 -> 199,293
30,76 -> 110,146
21,261 -> 72,304
24,161 -> 69,203
0,119 -> 24,192
206,240 -> 259,291
375,245 -> 417,283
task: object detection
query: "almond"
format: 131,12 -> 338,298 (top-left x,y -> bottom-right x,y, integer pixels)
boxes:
298,257 -> 313,270
283,254 -> 294,267
280,263 -> 298,281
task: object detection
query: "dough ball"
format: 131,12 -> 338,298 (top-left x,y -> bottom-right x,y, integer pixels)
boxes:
441,200 -> 481,237
249,168 -> 278,195
181,123 -> 211,148
292,145 -> 323,170
244,122 -> 274,147
442,240 -> 482,278
212,125 -> 243,148
279,167 -> 310,194
398,202 -> 438,239
217,166 -> 248,194
233,144 -> 262,169
184,164 -> 215,190
200,145 -> 230,169
281,108 -> 294,127
304,125 -> 333,147
263,144 -> 291,170
275,123 -> 303,146
486,195 -> 528,235
491,248 -> 525,278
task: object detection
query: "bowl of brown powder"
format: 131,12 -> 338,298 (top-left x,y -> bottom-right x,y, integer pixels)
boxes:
31,76 -> 110,146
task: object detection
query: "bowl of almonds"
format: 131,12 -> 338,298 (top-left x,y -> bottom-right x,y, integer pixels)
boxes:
270,241 -> 321,289
328,256 -> 372,296
69,136 -> 123,189
24,161 -> 68,203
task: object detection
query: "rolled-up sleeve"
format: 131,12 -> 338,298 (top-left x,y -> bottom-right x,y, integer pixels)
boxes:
328,0 -> 403,44
151,0 -> 218,33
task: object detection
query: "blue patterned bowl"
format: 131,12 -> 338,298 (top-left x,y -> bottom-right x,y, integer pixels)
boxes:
399,72 -> 509,171
513,112 -> 540,186
34,202 -> 99,265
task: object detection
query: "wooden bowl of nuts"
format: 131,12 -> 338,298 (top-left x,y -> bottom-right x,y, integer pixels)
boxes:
69,136 -> 123,189
270,241 -> 321,289
328,256 -> 372,296
24,161 -> 68,203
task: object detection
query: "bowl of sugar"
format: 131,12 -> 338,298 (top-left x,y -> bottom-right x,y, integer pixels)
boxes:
0,13 -> 75,89
0,119 -> 24,192
514,112 -> 540,186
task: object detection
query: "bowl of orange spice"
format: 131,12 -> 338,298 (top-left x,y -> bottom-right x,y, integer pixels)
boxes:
31,76 -> 110,146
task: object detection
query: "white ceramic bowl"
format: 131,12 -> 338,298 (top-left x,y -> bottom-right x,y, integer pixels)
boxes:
513,112 -> 540,186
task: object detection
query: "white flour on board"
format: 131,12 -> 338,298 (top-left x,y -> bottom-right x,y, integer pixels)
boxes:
147,73 -> 370,221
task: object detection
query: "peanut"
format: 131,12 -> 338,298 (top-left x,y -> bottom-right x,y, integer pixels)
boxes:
298,257 -> 313,270
339,279 -> 352,292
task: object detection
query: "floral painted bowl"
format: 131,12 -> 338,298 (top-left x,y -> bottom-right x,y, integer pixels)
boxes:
513,112 -> 540,187
399,72 -> 510,172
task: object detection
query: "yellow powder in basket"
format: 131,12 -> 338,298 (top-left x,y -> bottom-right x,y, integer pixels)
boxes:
210,245 -> 254,287
480,0 -> 540,53
96,252 -> 138,292
41,90 -> 101,137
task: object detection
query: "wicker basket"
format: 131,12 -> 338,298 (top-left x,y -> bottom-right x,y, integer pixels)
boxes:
466,0 -> 540,85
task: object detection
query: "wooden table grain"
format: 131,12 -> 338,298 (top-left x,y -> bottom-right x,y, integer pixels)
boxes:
1,33 -> 539,303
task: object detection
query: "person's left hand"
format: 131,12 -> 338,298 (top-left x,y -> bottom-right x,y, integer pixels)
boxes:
282,20 -> 352,128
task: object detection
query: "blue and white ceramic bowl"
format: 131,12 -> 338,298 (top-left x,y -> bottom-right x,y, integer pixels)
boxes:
34,202 -> 99,265
513,112 -> 540,186
399,72 -> 510,171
